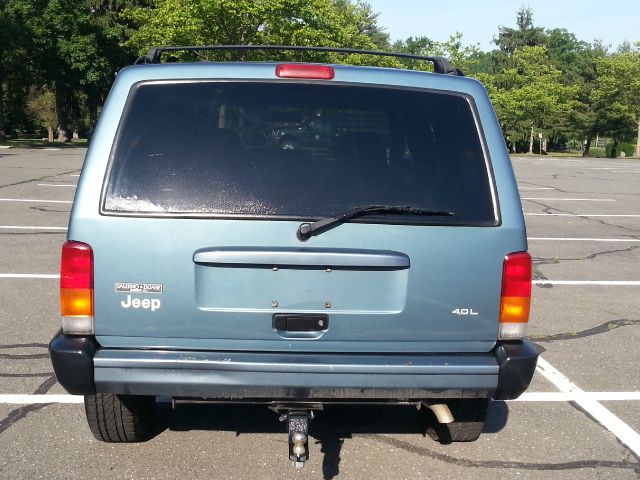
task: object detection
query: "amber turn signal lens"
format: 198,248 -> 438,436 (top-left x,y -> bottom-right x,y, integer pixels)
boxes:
499,296 -> 531,323
60,288 -> 94,316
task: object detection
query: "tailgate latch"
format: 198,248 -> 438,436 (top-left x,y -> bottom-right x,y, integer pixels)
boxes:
272,314 -> 328,332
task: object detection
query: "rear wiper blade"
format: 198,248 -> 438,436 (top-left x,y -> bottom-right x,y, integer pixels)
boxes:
296,205 -> 454,241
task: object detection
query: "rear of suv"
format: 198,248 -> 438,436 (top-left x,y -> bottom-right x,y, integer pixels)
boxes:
49,46 -> 538,465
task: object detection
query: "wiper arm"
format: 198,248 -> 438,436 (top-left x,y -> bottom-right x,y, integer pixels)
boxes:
296,205 -> 454,241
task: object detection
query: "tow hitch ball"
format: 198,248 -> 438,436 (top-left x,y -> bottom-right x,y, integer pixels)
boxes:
286,411 -> 311,469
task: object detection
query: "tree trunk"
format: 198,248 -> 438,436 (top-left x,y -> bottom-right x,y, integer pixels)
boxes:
528,126 -> 534,154
0,79 -> 5,140
583,133 -> 592,157
87,102 -> 98,142
55,84 -> 70,142
610,138 -> 618,158
635,117 -> 640,158
47,126 -> 54,143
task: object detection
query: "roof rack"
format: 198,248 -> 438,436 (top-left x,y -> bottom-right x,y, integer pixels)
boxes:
134,45 -> 464,76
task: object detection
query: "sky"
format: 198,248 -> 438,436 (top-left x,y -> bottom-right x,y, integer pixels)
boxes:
365,0 -> 639,51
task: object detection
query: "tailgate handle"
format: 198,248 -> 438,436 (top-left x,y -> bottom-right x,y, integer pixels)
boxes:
193,248 -> 409,269
273,314 -> 328,332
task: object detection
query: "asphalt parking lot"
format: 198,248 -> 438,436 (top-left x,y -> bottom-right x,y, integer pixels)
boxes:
0,148 -> 639,479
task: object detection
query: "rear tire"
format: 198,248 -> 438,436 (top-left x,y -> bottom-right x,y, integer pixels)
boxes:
84,393 -> 155,442
423,399 -> 489,443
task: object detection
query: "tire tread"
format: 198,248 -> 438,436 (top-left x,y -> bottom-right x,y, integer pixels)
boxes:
84,393 -> 154,442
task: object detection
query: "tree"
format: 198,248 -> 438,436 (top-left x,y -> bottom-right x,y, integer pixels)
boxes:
0,0 -> 40,140
26,88 -> 57,141
592,51 -> 640,157
478,46 -> 578,153
123,0 -> 384,64
392,33 -> 481,73
494,7 -> 546,54
335,0 -> 389,49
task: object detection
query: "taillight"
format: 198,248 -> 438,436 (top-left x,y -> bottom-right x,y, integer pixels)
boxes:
275,64 -> 335,79
60,241 -> 94,334
499,251 -> 531,340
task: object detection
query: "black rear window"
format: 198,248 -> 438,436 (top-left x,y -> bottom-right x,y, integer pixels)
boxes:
104,81 -> 496,225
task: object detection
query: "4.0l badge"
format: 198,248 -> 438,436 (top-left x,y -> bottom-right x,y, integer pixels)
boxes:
451,308 -> 479,316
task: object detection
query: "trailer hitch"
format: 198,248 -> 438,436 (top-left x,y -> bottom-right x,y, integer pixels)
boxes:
287,410 -> 311,468
270,404 -> 319,468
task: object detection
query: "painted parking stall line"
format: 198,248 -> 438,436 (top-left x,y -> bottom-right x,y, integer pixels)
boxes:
515,392 -> 640,402
0,198 -> 72,204
521,198 -> 615,202
0,395 -> 84,404
535,357 -> 640,456
37,184 -> 76,188
533,280 -> 640,286
527,237 -> 640,243
1,391 -> 639,405
0,274 -> 59,279
528,237 -> 640,242
0,226 -> 67,231
524,213 -> 640,217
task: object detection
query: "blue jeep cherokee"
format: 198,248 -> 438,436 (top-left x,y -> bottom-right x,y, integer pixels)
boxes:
49,45 -> 538,466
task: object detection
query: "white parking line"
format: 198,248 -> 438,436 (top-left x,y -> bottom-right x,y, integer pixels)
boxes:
0,395 -> 84,404
534,280 -> 640,286
536,357 -> 640,456
514,392 -> 640,401
0,198 -> 72,204
518,187 -> 554,190
1,391 -> 638,405
68,174 -> 80,177
0,274 -> 59,279
525,213 -> 640,217
37,184 -> 76,188
0,226 -> 67,230
521,198 -> 615,202
528,237 -> 640,242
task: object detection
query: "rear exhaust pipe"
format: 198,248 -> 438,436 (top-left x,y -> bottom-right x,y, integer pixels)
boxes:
421,402 -> 454,424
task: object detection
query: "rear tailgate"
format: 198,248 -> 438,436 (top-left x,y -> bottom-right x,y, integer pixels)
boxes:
73,65 -> 525,354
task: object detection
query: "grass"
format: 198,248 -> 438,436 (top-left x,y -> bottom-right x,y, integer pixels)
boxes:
513,150 -> 638,159
0,137 -> 88,148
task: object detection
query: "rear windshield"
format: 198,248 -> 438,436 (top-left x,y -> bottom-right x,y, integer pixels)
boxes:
104,81 -> 496,225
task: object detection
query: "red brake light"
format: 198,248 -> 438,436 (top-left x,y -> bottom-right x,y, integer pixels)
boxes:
501,252 -> 532,298
61,241 -> 93,289
275,64 -> 335,80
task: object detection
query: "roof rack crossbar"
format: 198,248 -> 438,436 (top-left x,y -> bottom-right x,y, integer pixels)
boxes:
134,45 -> 463,75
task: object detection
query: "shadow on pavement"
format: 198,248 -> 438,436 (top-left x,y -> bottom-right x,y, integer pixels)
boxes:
150,401 -> 509,480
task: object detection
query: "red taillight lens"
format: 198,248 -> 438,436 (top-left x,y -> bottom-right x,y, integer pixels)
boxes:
499,252 -> 531,328
275,64 -> 335,79
61,241 -> 93,289
61,241 -> 94,319
501,252 -> 532,300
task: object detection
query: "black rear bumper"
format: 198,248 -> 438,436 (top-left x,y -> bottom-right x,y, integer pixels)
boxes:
48,331 -> 98,395
48,330 -> 538,400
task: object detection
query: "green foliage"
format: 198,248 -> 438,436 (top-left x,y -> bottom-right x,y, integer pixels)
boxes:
123,0 -> 385,65
592,51 -> 640,154
494,7 -> 546,54
0,1 -> 638,151
477,46 -> 578,149
392,33 -> 482,73
588,147 -> 606,157
605,142 -> 636,157
26,89 -> 57,130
